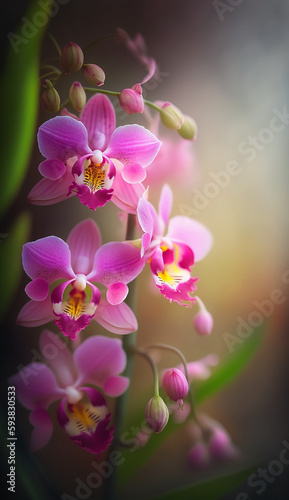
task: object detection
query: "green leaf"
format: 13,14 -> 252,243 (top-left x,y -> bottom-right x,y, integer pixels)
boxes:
149,465 -> 256,500
118,324 -> 265,487
195,323 -> 264,405
0,0 -> 53,216
0,212 -> 31,319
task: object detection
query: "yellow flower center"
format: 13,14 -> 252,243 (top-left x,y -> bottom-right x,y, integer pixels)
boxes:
65,401 -> 108,436
62,291 -> 85,320
84,164 -> 106,192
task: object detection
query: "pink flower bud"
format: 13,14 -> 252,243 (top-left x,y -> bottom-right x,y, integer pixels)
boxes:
119,84 -> 144,114
41,80 -> 60,113
69,81 -> 86,112
162,368 -> 189,404
193,297 -> 213,335
187,442 -> 210,469
83,64 -> 105,86
209,428 -> 240,461
60,42 -> 84,73
159,102 -> 184,130
145,396 -> 169,433
178,115 -> 198,141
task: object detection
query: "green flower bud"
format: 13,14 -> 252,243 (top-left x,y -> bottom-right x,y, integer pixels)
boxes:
69,81 -> 86,112
178,115 -> 198,141
145,396 -> 169,433
160,102 -> 184,130
83,64 -> 105,87
60,42 -> 84,73
41,80 -> 60,113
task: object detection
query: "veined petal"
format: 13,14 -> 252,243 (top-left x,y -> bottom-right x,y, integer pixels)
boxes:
74,335 -> 127,389
93,299 -> 138,335
9,363 -> 63,411
23,237 -> 74,283
54,314 -> 92,340
17,297 -> 54,327
66,219 -> 102,275
38,116 -> 91,161
74,184 -> 114,210
29,409 -> 53,451
39,330 -> 78,388
25,278 -> 49,301
80,94 -> 116,151
167,216 -> 213,262
38,159 -> 66,180
89,242 -> 145,285
104,124 -> 161,167
158,184 -> 173,227
28,171 -> 75,206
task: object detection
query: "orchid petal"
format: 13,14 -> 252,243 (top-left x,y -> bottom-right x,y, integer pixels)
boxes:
66,219 -> 102,275
25,278 -> 49,301
111,162 -> 146,214
121,162 -> 146,183
29,409 -> 53,451
38,159 -> 66,180
28,171 -> 75,206
17,297 -> 54,327
89,242 -> 145,285
137,195 -> 159,256
158,184 -> 173,226
93,299 -> 138,335
167,216 -> 213,262
22,236 -> 74,283
105,124 -> 161,167
74,336 -> 127,389
9,363 -> 63,411
74,183 -> 113,210
104,375 -> 129,397
39,330 -> 78,388
106,282 -> 128,305
80,94 -> 116,151
38,116 -> 90,161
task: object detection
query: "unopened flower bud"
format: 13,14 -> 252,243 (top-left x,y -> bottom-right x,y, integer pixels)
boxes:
145,396 -> 169,433
193,298 -> 213,336
41,80 -> 60,113
69,81 -> 86,112
61,42 -> 84,73
83,64 -> 105,86
119,84 -> 144,114
162,368 -> 189,405
178,115 -> 198,141
209,427 -> 239,461
188,442 -> 210,469
159,102 -> 184,130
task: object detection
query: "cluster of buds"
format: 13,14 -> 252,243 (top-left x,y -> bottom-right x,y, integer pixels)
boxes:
40,41 -> 105,113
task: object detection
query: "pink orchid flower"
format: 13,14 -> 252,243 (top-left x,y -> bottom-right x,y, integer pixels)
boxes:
28,94 -> 161,209
17,219 -> 144,339
137,184 -> 213,305
9,330 -> 129,454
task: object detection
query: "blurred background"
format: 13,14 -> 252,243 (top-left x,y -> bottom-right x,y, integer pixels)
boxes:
1,0 -> 289,499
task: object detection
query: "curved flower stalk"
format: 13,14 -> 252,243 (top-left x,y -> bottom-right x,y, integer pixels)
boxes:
9,331 -> 129,454
136,184 -> 213,305
29,94 -> 161,209
17,219 -> 144,339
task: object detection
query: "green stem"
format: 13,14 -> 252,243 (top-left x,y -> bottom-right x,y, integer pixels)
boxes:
83,87 -> 120,97
145,343 -> 200,426
134,348 -> 159,396
103,213 -> 138,500
48,32 -> 62,57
